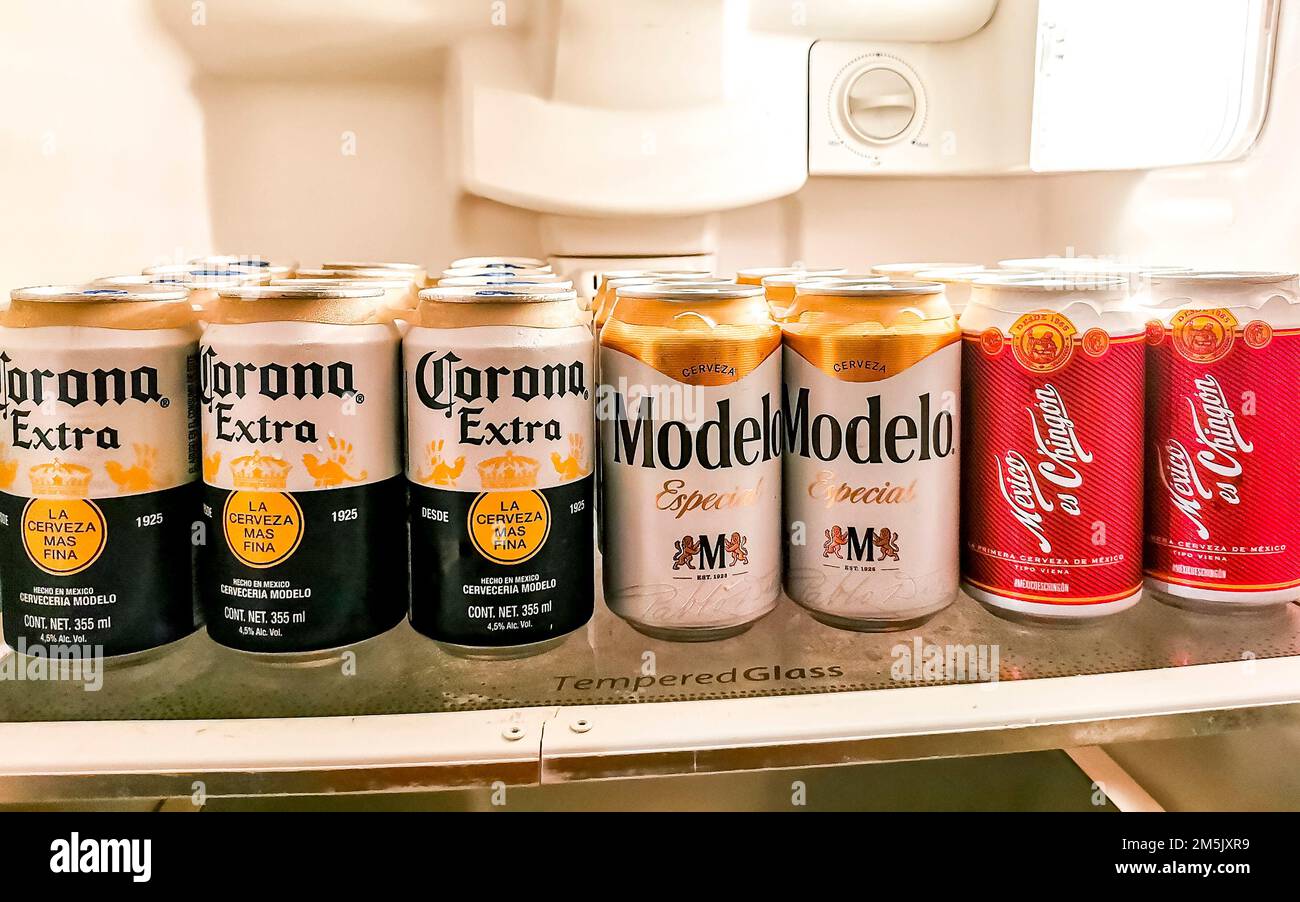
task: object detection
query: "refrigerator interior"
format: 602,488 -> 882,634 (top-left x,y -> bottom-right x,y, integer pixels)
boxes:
1,0 -> 1298,810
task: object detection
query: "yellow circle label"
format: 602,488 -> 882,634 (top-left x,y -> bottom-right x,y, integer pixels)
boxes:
22,498 -> 107,576
467,490 -> 551,565
1010,310 -> 1077,373
223,491 -> 304,569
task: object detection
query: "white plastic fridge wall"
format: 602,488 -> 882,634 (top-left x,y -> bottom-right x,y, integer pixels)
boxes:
2,0 -> 1300,808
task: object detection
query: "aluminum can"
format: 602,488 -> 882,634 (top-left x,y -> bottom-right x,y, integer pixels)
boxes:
1141,271 -> 1300,610
199,285 -> 406,654
960,275 -> 1146,622
405,285 -> 595,656
782,279 -> 961,630
0,285 -> 199,656
600,283 -> 782,640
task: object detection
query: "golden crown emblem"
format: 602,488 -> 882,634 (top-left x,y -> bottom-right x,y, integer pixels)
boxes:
477,451 -> 540,489
29,459 -> 94,498
230,451 -> 292,490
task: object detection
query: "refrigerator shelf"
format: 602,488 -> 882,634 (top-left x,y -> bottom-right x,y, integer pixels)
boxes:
1,596 -> 1298,801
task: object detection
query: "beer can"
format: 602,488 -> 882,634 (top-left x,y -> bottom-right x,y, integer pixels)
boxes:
998,258 -> 1192,294
190,255 -> 300,281
737,266 -> 845,287
600,283 -> 783,640
782,280 -> 961,630
320,260 -> 428,287
94,275 -> 170,289
142,266 -> 270,319
913,267 -> 1038,316
405,284 -> 595,657
273,277 -> 419,334
873,262 -> 980,279
1141,271 -> 1300,610
438,276 -> 573,290
199,285 -> 407,654
761,271 -> 867,318
449,256 -> 551,272
592,270 -> 711,315
0,285 -> 199,657
441,267 -> 557,281
999,257 -> 1190,275
592,272 -> 717,341
960,274 -> 1146,623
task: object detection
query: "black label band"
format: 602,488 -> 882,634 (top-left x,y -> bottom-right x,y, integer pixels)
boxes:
198,476 -> 408,653
409,476 -> 594,647
0,486 -> 198,657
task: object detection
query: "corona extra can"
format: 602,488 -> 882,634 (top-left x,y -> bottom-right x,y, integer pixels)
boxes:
600,283 -> 783,640
94,275 -> 171,289
405,284 -> 595,657
142,266 -> 270,319
305,266 -> 422,302
274,276 -> 420,334
190,255 -> 300,281
1141,271 -> 1300,610
198,285 -> 407,654
782,280 -> 961,630
440,267 -> 557,283
960,275 -> 1146,622
0,286 -> 199,657
438,276 -> 572,290
449,256 -> 551,272
320,260 -> 428,287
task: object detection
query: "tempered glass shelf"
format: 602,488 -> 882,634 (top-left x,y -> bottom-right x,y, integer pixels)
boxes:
1,590 -> 1297,722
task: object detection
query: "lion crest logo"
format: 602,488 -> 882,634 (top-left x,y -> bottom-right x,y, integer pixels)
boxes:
672,535 -> 700,570
725,532 -> 748,566
873,528 -> 901,562
823,525 -> 849,559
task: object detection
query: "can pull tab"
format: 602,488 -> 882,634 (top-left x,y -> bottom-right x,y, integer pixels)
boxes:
671,311 -> 719,329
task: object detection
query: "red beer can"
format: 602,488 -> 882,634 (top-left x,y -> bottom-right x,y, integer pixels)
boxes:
1142,271 -> 1300,611
960,275 -> 1146,623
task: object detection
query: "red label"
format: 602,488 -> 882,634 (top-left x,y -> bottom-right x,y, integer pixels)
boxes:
1144,318 -> 1300,593
961,317 -> 1145,605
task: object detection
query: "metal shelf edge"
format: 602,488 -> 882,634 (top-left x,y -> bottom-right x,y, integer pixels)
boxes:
2,656 -> 1298,800
539,656 -> 1300,782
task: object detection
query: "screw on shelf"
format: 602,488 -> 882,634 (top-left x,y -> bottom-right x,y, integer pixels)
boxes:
502,725 -> 526,742
570,719 -> 592,734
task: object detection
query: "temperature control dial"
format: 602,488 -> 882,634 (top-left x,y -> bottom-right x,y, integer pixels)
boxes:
842,66 -> 917,143
832,57 -> 925,149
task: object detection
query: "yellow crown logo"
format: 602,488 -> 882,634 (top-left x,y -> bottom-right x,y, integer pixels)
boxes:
477,451 -> 540,489
29,459 -> 94,498
230,451 -> 292,490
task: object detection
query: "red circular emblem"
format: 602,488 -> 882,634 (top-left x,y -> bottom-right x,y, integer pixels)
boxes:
1243,320 -> 1273,349
979,327 -> 1005,356
1082,328 -> 1110,357
1172,310 -> 1236,364
1011,318 -> 1074,373
1144,320 -> 1166,346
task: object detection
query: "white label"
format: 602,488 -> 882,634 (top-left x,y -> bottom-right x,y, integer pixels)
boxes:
404,324 -> 595,491
0,326 -> 197,498
783,345 -> 960,620
200,321 -> 400,492
600,348 -> 782,630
